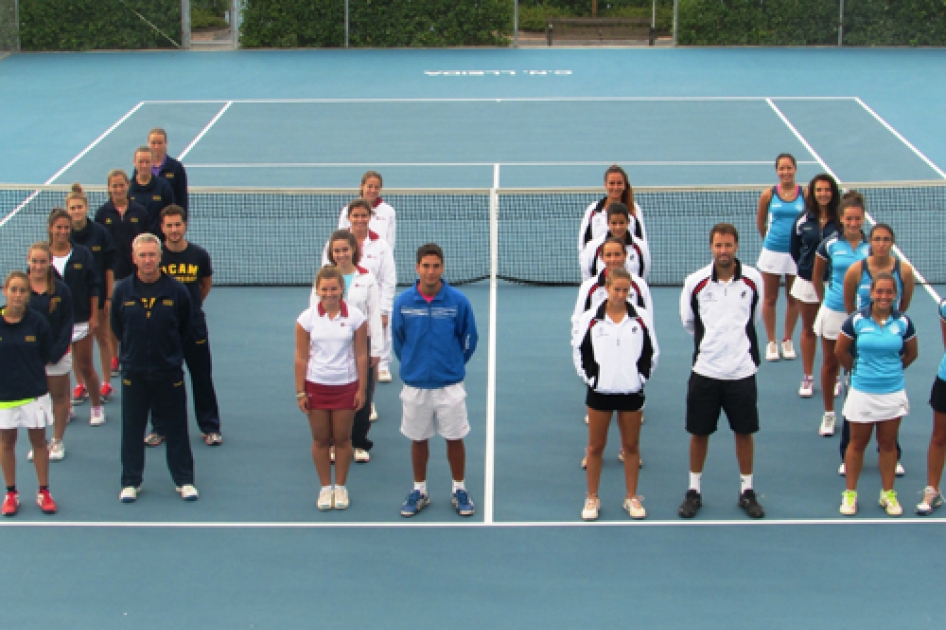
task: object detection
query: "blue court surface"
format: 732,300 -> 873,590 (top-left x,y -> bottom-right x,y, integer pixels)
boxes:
2,48 -> 946,628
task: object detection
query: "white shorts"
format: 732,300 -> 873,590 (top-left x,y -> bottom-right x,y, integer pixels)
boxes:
842,388 -> 909,423
72,322 -> 90,343
756,248 -> 797,276
0,395 -> 53,430
790,277 -> 819,304
400,383 -> 470,441
46,349 -> 73,377
814,305 -> 847,340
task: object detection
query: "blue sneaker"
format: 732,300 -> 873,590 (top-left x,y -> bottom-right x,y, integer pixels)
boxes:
452,488 -> 475,517
400,490 -> 429,517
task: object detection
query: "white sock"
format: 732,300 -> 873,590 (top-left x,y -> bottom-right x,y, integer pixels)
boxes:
689,472 -> 701,492
452,479 -> 465,492
414,481 -> 427,495
335,485 -> 346,491
824,411 -> 836,418
321,485 -> 333,493
740,474 -> 753,493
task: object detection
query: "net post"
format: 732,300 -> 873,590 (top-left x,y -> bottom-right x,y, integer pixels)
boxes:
483,180 -> 499,524
672,0 -> 678,46
181,0 -> 191,50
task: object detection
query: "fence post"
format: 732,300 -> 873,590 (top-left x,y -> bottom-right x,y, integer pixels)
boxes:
513,0 -> 518,47
838,0 -> 844,46
181,0 -> 191,49
672,0 -> 678,46
345,0 -> 349,47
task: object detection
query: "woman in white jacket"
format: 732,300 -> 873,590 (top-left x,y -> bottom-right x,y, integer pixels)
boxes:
315,231 -> 383,463
573,268 -> 656,522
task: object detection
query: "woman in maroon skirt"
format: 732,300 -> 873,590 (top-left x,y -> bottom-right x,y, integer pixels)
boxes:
295,266 -> 368,512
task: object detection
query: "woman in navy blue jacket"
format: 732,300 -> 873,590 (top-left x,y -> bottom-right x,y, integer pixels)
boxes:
788,173 -> 841,399
0,271 -> 57,516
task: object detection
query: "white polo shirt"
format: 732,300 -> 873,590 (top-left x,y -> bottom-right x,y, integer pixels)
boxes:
298,301 -> 366,385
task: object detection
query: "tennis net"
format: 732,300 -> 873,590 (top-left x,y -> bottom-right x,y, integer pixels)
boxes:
2,181 -> 944,287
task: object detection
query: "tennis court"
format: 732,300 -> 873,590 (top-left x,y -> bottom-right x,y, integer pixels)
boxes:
2,47 -> 946,628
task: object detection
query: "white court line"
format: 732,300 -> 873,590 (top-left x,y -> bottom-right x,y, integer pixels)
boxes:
178,101 -> 233,161
0,101 -> 146,229
141,96 -> 859,105
0,518 -> 942,529
854,98 -> 946,180
768,99 -> 943,304
483,180 -> 500,524
184,160 -> 820,169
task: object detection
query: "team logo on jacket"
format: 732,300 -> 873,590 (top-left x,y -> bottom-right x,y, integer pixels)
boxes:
152,195 -> 161,201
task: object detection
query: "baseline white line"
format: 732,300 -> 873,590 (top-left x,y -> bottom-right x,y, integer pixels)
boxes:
769,100 -> 942,303
184,160 -> 820,169
854,97 -> 946,179
0,101 -> 146,229
141,96 -> 859,105
178,101 -> 233,161
1,518 -> 942,529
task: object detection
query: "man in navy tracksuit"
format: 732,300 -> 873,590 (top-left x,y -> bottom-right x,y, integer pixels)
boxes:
111,233 -> 197,503
393,243 -> 478,518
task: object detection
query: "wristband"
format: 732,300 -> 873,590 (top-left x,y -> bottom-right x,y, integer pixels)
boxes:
296,391 -> 306,400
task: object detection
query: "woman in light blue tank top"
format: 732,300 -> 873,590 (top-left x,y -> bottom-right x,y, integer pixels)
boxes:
842,223 -> 915,313
756,153 -> 805,363
918,299 -> 946,515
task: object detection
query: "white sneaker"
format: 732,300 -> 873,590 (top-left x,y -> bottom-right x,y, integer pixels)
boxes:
765,341 -> 780,361
317,487 -> 334,511
583,414 -> 588,424
581,496 -> 600,521
68,406 -> 75,422
377,369 -> 392,383
798,375 -> 814,398
176,484 -> 199,501
333,486 -> 349,510
834,376 -> 843,397
353,448 -> 370,463
369,403 -> 378,422
781,339 -> 797,360
916,486 -> 944,515
879,489 -> 903,516
840,490 -> 857,516
819,412 -> 836,436
27,449 -> 34,461
623,495 -> 646,519
119,486 -> 139,503
895,461 -> 906,477
90,406 -> 105,426
48,439 -> 65,461
838,463 -> 846,476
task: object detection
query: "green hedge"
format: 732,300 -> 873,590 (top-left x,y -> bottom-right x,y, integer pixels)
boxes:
240,0 -> 513,48
678,0 -> 946,46
1,0 -> 16,51
20,0 -> 181,51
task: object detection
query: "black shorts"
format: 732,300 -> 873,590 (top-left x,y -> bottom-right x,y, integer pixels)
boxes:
930,377 -> 946,414
586,388 -> 645,413
685,372 -> 759,436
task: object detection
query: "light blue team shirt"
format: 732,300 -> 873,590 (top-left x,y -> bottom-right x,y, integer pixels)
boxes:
840,305 -> 916,394
939,300 -> 946,381
854,259 -> 904,310
816,234 -> 870,312
763,186 -> 805,253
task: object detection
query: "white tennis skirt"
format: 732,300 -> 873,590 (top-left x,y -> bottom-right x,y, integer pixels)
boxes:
0,395 -> 53,430
790,277 -> 819,304
842,388 -> 909,423
45,350 -> 73,377
757,248 -> 797,276
814,305 -> 847,340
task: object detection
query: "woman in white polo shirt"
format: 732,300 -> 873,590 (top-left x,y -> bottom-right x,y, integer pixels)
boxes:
316,230 -> 383,464
295,266 -> 368,512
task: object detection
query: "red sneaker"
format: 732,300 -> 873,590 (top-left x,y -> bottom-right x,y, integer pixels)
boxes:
71,384 -> 89,405
100,383 -> 115,404
2,491 -> 19,517
36,489 -> 57,515
110,357 -> 119,376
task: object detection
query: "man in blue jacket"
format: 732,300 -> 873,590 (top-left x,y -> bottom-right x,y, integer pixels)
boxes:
111,233 -> 197,503
393,243 -> 478,518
